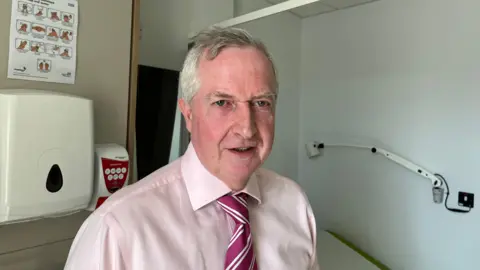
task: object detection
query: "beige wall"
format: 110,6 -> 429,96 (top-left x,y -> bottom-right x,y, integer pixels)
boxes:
0,0 -> 132,146
0,0 -> 133,269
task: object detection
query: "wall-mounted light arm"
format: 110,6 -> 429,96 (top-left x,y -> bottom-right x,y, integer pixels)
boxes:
369,146 -> 443,187
308,141 -> 472,213
313,142 -> 443,188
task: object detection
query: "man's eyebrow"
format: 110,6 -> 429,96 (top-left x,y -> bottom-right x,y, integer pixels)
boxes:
252,92 -> 277,100
205,90 -> 277,100
206,91 -> 234,100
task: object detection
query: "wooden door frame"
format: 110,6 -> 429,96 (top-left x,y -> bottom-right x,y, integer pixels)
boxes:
127,0 -> 140,184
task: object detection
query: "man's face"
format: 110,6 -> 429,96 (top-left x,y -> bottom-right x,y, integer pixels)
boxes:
179,46 -> 276,191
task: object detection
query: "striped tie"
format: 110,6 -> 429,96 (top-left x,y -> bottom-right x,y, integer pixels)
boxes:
217,193 -> 258,270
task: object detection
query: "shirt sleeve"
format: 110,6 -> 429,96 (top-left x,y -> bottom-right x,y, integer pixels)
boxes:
64,213 -> 126,270
310,251 -> 321,270
307,204 -> 321,270
296,186 -> 321,270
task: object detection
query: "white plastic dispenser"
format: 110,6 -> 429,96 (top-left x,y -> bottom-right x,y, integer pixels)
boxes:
0,89 -> 94,224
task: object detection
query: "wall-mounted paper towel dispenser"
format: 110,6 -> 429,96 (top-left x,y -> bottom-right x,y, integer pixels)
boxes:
0,89 -> 94,225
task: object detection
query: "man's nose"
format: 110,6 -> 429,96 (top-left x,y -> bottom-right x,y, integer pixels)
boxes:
233,103 -> 257,138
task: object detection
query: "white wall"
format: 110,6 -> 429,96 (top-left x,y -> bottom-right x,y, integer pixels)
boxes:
299,0 -> 480,269
234,0 -> 302,180
190,0 -> 234,35
139,0 -> 192,71
139,0 -> 235,71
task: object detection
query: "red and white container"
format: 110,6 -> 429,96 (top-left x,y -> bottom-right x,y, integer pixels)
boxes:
87,143 -> 129,211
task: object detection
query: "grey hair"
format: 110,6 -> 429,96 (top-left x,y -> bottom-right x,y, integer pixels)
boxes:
179,26 -> 278,103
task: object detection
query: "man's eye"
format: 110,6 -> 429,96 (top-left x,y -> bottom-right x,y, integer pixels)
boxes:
214,100 -> 226,106
254,100 -> 270,107
214,100 -> 233,107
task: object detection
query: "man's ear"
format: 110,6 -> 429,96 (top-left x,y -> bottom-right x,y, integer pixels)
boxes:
178,98 -> 193,132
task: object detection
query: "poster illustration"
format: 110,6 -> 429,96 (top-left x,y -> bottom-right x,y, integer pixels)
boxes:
8,0 -> 78,84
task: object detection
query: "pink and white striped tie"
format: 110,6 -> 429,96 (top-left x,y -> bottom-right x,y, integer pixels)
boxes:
217,193 -> 258,270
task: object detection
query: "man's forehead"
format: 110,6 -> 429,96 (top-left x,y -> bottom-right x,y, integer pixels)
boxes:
195,46 -> 277,102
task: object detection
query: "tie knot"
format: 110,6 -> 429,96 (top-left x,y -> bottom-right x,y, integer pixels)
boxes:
217,193 -> 250,224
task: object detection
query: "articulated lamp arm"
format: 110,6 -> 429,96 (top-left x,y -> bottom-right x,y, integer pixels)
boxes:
369,147 -> 443,188
314,142 -> 443,187
310,142 -> 470,213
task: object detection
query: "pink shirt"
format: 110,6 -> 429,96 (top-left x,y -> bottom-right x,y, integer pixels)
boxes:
64,144 -> 320,270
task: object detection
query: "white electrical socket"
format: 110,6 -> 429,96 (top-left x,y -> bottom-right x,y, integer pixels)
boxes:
305,141 -> 323,158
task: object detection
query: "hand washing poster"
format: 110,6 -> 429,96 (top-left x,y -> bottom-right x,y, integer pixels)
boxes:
8,0 -> 78,84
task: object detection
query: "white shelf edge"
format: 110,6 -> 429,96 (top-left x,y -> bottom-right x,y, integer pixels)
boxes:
188,0 -> 325,39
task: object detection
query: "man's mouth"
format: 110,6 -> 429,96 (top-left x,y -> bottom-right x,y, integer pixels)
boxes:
230,147 -> 254,153
227,146 -> 257,161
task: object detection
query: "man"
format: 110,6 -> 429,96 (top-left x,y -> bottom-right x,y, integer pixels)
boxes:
64,26 -> 319,270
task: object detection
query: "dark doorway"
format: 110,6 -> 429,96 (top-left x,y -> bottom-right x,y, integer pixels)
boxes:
135,65 -> 179,180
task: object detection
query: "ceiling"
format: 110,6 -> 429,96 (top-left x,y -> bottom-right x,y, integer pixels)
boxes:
264,0 -> 380,18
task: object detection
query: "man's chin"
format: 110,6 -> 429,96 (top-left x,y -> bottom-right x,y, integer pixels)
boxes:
218,150 -> 265,189
222,163 -> 259,188
226,156 -> 261,172
225,180 -> 249,192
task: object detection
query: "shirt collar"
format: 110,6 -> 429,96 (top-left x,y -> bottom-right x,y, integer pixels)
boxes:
181,143 -> 262,211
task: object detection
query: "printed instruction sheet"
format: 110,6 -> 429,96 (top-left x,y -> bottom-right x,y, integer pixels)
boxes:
8,0 -> 78,84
